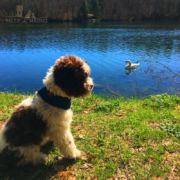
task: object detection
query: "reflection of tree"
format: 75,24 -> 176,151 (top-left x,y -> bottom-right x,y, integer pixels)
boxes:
0,22 -> 179,58
122,30 -> 175,58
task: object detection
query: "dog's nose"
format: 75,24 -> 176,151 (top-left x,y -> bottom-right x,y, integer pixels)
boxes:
90,85 -> 94,90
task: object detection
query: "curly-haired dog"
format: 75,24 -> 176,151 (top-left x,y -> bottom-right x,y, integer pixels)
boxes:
0,55 -> 94,165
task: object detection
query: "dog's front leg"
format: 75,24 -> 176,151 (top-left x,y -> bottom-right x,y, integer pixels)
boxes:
51,128 -> 81,159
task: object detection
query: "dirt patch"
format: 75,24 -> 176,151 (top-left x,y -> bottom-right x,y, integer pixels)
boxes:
148,121 -> 160,130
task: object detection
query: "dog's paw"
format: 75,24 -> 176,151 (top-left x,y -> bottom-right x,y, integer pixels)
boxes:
35,153 -> 47,164
74,149 -> 81,158
65,149 -> 81,159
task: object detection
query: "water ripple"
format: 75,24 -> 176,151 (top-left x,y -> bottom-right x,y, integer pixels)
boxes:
0,22 -> 180,96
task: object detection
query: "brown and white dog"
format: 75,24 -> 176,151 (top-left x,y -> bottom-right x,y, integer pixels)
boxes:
0,55 -> 94,165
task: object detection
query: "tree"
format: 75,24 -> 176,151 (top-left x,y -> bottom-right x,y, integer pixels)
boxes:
79,0 -> 89,20
90,0 -> 100,19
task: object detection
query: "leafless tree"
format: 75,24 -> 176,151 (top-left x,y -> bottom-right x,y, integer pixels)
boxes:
1,0 -> 180,21
142,53 -> 180,95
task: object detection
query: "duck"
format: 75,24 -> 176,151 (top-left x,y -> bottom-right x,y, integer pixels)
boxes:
125,60 -> 139,69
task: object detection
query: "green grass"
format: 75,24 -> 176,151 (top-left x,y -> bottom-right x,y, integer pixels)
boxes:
0,92 -> 180,180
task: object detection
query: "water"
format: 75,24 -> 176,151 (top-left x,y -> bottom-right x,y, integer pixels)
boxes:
0,22 -> 180,97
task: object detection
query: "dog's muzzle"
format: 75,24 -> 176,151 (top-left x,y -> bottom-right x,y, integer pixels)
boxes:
89,85 -> 94,90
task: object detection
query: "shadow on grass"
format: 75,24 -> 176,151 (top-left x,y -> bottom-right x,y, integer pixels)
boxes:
0,158 -> 76,180
0,142 -> 77,180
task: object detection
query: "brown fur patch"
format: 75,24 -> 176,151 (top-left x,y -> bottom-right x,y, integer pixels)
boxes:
4,106 -> 47,147
53,55 -> 89,97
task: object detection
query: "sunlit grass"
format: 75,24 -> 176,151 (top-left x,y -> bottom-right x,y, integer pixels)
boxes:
0,92 -> 180,179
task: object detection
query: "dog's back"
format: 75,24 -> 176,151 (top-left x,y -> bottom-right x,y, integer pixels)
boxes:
4,105 -> 47,147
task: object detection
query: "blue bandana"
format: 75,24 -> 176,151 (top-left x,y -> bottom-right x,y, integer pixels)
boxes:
37,87 -> 71,110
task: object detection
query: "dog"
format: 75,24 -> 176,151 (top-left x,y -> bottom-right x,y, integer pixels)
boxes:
0,55 -> 94,165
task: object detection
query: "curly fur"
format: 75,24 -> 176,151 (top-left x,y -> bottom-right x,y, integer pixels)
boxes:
0,55 -> 94,165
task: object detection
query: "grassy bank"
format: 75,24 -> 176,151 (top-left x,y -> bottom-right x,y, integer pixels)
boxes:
0,92 -> 180,180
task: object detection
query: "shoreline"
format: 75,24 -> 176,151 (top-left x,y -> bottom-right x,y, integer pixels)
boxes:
0,17 -> 180,23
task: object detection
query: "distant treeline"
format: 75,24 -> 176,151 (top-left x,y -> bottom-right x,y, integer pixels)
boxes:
0,0 -> 180,21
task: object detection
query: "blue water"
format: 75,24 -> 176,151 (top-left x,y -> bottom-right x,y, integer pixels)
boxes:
0,22 -> 180,97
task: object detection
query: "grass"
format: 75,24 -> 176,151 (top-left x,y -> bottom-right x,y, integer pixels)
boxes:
0,92 -> 180,180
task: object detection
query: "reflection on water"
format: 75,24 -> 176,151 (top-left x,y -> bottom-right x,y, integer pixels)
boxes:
125,69 -> 133,75
0,22 -> 180,97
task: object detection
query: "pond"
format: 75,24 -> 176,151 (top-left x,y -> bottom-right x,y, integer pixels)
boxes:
0,21 -> 180,97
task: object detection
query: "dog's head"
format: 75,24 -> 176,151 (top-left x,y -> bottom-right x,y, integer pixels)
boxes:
43,55 -> 94,98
